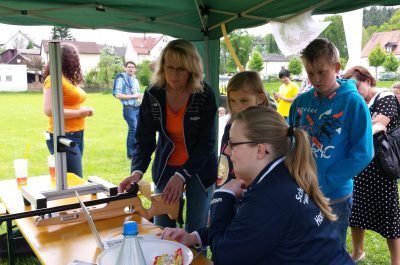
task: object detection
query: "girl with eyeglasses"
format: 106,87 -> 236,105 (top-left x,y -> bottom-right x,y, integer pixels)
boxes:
208,106 -> 353,264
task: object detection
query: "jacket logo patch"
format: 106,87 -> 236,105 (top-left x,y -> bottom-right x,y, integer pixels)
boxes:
190,117 -> 200,121
211,197 -> 222,205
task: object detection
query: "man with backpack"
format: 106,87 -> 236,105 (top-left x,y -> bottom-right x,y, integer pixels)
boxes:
113,61 -> 142,159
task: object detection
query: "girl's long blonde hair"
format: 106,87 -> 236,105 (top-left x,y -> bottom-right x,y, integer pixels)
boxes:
233,106 -> 336,221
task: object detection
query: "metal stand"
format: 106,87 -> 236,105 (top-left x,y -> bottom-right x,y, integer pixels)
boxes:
21,41 -> 117,209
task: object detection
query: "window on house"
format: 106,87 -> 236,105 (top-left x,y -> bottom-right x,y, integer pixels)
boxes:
386,46 -> 392,53
16,59 -> 21,63
6,75 -> 12,82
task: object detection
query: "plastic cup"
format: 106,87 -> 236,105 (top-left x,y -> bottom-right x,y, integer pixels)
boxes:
14,159 -> 28,185
48,155 -> 55,178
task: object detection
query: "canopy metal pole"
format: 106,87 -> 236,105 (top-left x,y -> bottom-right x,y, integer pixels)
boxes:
202,7 -> 210,83
21,42 -> 117,209
48,41 -> 68,191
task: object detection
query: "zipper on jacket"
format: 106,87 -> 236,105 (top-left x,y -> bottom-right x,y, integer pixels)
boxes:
181,94 -> 191,175
182,93 -> 208,192
148,92 -> 175,188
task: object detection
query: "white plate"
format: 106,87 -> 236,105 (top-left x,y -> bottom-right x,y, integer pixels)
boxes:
97,239 -> 193,265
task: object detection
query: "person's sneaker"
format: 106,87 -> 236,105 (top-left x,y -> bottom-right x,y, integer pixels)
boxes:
352,252 -> 365,263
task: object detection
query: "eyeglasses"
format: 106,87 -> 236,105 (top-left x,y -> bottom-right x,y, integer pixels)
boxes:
227,140 -> 257,150
164,65 -> 188,75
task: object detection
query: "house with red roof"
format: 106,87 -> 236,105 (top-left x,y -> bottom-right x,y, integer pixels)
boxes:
125,34 -> 173,64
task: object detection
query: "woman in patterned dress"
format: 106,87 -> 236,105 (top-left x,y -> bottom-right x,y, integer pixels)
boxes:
343,66 -> 400,264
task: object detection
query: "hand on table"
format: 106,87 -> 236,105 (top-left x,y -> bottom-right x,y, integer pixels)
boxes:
161,227 -> 199,247
162,174 -> 184,204
221,179 -> 246,198
118,172 -> 142,193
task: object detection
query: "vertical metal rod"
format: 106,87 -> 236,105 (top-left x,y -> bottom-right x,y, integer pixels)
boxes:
204,35 -> 210,83
49,41 -> 68,191
6,219 -> 14,265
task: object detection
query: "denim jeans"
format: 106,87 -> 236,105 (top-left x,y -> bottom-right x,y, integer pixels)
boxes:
154,166 -> 214,233
123,105 -> 139,159
330,195 -> 353,250
46,131 -> 84,178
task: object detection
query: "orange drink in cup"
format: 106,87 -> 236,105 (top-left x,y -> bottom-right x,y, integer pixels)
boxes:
14,159 -> 28,185
48,155 -> 55,178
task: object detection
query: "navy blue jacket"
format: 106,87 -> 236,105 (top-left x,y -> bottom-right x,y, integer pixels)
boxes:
209,158 -> 354,265
131,83 -> 218,190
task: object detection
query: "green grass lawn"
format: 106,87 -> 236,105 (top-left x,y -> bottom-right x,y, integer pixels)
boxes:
0,90 -> 394,264
264,80 -> 397,94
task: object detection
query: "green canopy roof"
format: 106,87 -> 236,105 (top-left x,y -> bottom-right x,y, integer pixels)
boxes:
0,0 -> 398,41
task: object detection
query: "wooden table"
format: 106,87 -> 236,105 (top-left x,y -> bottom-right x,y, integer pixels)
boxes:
0,175 -> 212,265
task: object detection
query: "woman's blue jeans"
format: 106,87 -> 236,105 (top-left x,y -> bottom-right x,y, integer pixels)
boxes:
45,131 -> 84,178
154,166 -> 214,233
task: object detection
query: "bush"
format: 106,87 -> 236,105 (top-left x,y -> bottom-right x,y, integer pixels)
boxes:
266,75 -> 279,83
288,57 -> 302,76
136,60 -> 153,87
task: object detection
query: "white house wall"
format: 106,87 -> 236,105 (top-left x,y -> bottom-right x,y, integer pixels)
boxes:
79,54 -> 100,75
41,51 -> 100,76
0,64 -> 27,91
261,61 -> 289,79
150,36 -> 172,62
125,44 -> 138,64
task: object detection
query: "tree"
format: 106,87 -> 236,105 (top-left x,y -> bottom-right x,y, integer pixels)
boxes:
136,60 -> 153,87
264,33 -> 280,54
51,26 -> 74,40
288,57 -> 302,76
248,51 -> 264,72
368,44 -> 387,78
383,52 -> 400,73
219,29 -> 254,73
26,57 -> 44,71
26,40 -> 34,49
363,6 -> 397,27
84,48 -> 123,90
319,15 -> 348,59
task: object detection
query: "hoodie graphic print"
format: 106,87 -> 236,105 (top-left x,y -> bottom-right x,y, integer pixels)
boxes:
288,79 -> 373,200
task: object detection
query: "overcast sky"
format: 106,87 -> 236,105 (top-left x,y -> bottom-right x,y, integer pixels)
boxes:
0,15 -> 328,47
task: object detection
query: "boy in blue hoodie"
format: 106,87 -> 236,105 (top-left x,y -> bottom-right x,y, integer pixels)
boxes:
288,39 -> 373,249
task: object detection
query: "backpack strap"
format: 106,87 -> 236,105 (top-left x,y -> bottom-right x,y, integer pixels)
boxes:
112,72 -> 133,97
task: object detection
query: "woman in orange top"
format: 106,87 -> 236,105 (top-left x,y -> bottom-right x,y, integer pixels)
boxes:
118,40 -> 217,234
43,44 -> 94,178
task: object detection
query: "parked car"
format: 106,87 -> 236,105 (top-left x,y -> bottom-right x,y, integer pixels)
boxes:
379,72 -> 398,81
292,75 -> 304,82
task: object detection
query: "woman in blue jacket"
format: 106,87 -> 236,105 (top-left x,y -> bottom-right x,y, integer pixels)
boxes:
118,39 -> 217,233
208,106 -> 354,265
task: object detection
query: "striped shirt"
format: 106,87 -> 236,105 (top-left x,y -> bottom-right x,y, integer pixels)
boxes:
115,74 -> 141,106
